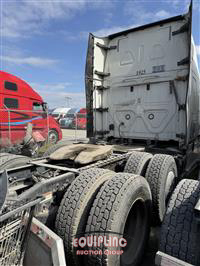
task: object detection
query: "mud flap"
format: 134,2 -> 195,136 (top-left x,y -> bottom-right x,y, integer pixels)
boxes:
0,170 -> 8,210
24,218 -> 66,266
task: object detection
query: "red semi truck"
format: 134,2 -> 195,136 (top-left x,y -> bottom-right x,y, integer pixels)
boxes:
0,71 -> 62,148
75,108 -> 87,129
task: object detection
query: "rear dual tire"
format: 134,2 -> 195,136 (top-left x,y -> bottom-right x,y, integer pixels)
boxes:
55,168 -> 114,266
145,154 -> 177,224
55,169 -> 152,266
160,179 -> 200,265
124,151 -> 152,176
85,173 -> 152,266
125,152 -> 177,224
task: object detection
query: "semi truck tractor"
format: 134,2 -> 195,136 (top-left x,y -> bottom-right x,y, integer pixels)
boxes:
0,1 -> 200,266
0,71 -> 62,152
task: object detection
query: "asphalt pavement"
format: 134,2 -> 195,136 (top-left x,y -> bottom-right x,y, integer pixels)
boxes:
61,129 -> 87,142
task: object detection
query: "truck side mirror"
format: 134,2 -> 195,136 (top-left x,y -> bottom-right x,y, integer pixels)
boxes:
42,102 -> 48,112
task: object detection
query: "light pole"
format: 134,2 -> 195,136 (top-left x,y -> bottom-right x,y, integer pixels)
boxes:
65,96 -> 72,107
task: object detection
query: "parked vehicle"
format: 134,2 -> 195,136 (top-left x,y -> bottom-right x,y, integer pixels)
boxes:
51,107 -> 71,123
59,108 -> 79,129
0,71 -> 62,148
75,108 -> 87,129
48,108 -> 56,115
59,108 -> 87,129
0,2 -> 200,266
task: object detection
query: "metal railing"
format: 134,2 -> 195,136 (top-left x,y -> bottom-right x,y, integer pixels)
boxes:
0,108 -> 50,150
0,198 -> 42,266
59,112 -> 87,142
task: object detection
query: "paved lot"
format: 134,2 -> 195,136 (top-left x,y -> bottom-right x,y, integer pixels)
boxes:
61,129 -> 87,142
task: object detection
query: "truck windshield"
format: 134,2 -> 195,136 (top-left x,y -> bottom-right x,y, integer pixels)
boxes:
33,102 -> 43,111
52,114 -> 59,118
64,114 -> 74,118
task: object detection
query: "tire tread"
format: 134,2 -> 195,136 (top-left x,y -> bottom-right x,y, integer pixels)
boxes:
124,151 -> 152,175
55,168 -> 113,266
160,179 -> 200,265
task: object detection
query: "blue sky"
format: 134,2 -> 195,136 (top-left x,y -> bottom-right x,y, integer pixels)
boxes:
1,0 -> 200,108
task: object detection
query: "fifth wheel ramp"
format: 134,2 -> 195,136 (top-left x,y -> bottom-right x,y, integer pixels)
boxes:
50,143 -> 113,164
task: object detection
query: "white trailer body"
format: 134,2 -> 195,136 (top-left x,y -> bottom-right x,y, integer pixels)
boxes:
85,6 -> 200,150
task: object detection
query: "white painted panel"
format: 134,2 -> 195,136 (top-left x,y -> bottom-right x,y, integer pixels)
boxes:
98,21 -> 189,141
92,19 -> 199,143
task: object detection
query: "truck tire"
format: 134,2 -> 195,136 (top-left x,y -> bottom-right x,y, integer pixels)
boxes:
0,154 -> 30,171
160,179 -> 200,265
145,154 -> 177,224
48,129 -> 59,144
124,151 -> 152,176
55,168 -> 114,266
43,140 -> 71,157
85,173 -> 152,266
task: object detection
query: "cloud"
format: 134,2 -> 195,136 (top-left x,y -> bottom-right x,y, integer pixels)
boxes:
1,0 -> 113,39
1,55 -> 58,67
80,1 -> 191,40
83,3 -> 171,39
76,5 -> 170,39
193,1 -> 200,12
104,12 -> 113,26
46,91 -> 85,109
124,2 -> 172,24
155,10 -> 171,19
30,82 -> 85,108
2,1 -> 84,38
60,30 -> 88,42
92,24 -> 139,37
88,6 -> 170,38
169,0 -> 190,11
60,24 -> 136,41
196,45 -> 200,56
30,82 -> 72,92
